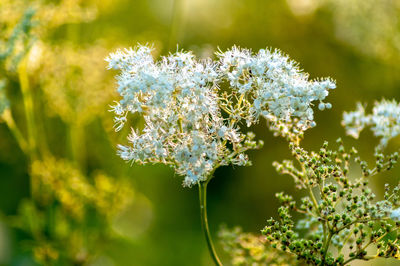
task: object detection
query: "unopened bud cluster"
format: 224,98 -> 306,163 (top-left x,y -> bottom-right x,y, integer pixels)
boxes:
264,139 -> 400,265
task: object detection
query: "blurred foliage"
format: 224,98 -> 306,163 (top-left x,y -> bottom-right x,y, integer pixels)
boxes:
9,157 -> 133,265
31,157 -> 132,220
0,1 -> 138,265
219,226 -> 296,265
0,0 -> 399,265
0,81 -> 9,116
36,43 -> 115,125
287,0 -> 400,64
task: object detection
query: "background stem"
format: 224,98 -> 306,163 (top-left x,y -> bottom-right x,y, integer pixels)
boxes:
198,181 -> 222,266
18,59 -> 37,161
2,109 -> 28,154
18,59 -> 39,199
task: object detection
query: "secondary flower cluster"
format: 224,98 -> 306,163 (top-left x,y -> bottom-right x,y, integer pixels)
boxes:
342,99 -> 400,147
217,46 -> 335,136
107,44 -> 335,186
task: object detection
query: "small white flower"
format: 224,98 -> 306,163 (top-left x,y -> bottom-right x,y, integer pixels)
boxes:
342,103 -> 367,139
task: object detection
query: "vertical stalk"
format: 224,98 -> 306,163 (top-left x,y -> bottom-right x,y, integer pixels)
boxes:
2,109 -> 28,154
198,181 -> 222,266
322,231 -> 333,263
18,59 -> 38,161
18,59 -> 39,198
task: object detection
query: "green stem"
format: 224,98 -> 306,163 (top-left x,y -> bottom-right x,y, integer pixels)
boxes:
2,109 -> 28,154
18,59 -> 40,199
308,186 -> 319,212
198,180 -> 222,266
322,231 -> 333,263
18,59 -> 38,161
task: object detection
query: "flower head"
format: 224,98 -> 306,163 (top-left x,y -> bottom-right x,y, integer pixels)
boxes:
217,46 -> 335,137
342,103 -> 367,139
107,44 -> 260,186
108,44 -> 334,186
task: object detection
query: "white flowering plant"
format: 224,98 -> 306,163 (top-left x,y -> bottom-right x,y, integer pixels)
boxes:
107,44 -> 341,265
107,45 -> 335,185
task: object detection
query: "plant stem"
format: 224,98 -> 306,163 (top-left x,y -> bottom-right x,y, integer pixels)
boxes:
18,59 -> 38,161
2,109 -> 28,154
322,231 -> 333,263
18,59 -> 40,199
198,180 -> 222,266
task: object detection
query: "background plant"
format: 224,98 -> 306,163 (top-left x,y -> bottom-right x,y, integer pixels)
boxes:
0,1 -> 139,265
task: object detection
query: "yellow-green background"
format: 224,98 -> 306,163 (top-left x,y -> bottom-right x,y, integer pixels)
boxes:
1,0 -> 400,265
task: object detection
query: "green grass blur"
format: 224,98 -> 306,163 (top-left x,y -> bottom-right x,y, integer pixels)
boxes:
0,0 -> 400,265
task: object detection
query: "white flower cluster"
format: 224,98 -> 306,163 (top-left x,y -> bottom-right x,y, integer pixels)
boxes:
217,46 -> 335,132
342,99 -> 400,147
341,103 -> 367,139
107,45 -> 334,186
107,45 -> 258,186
